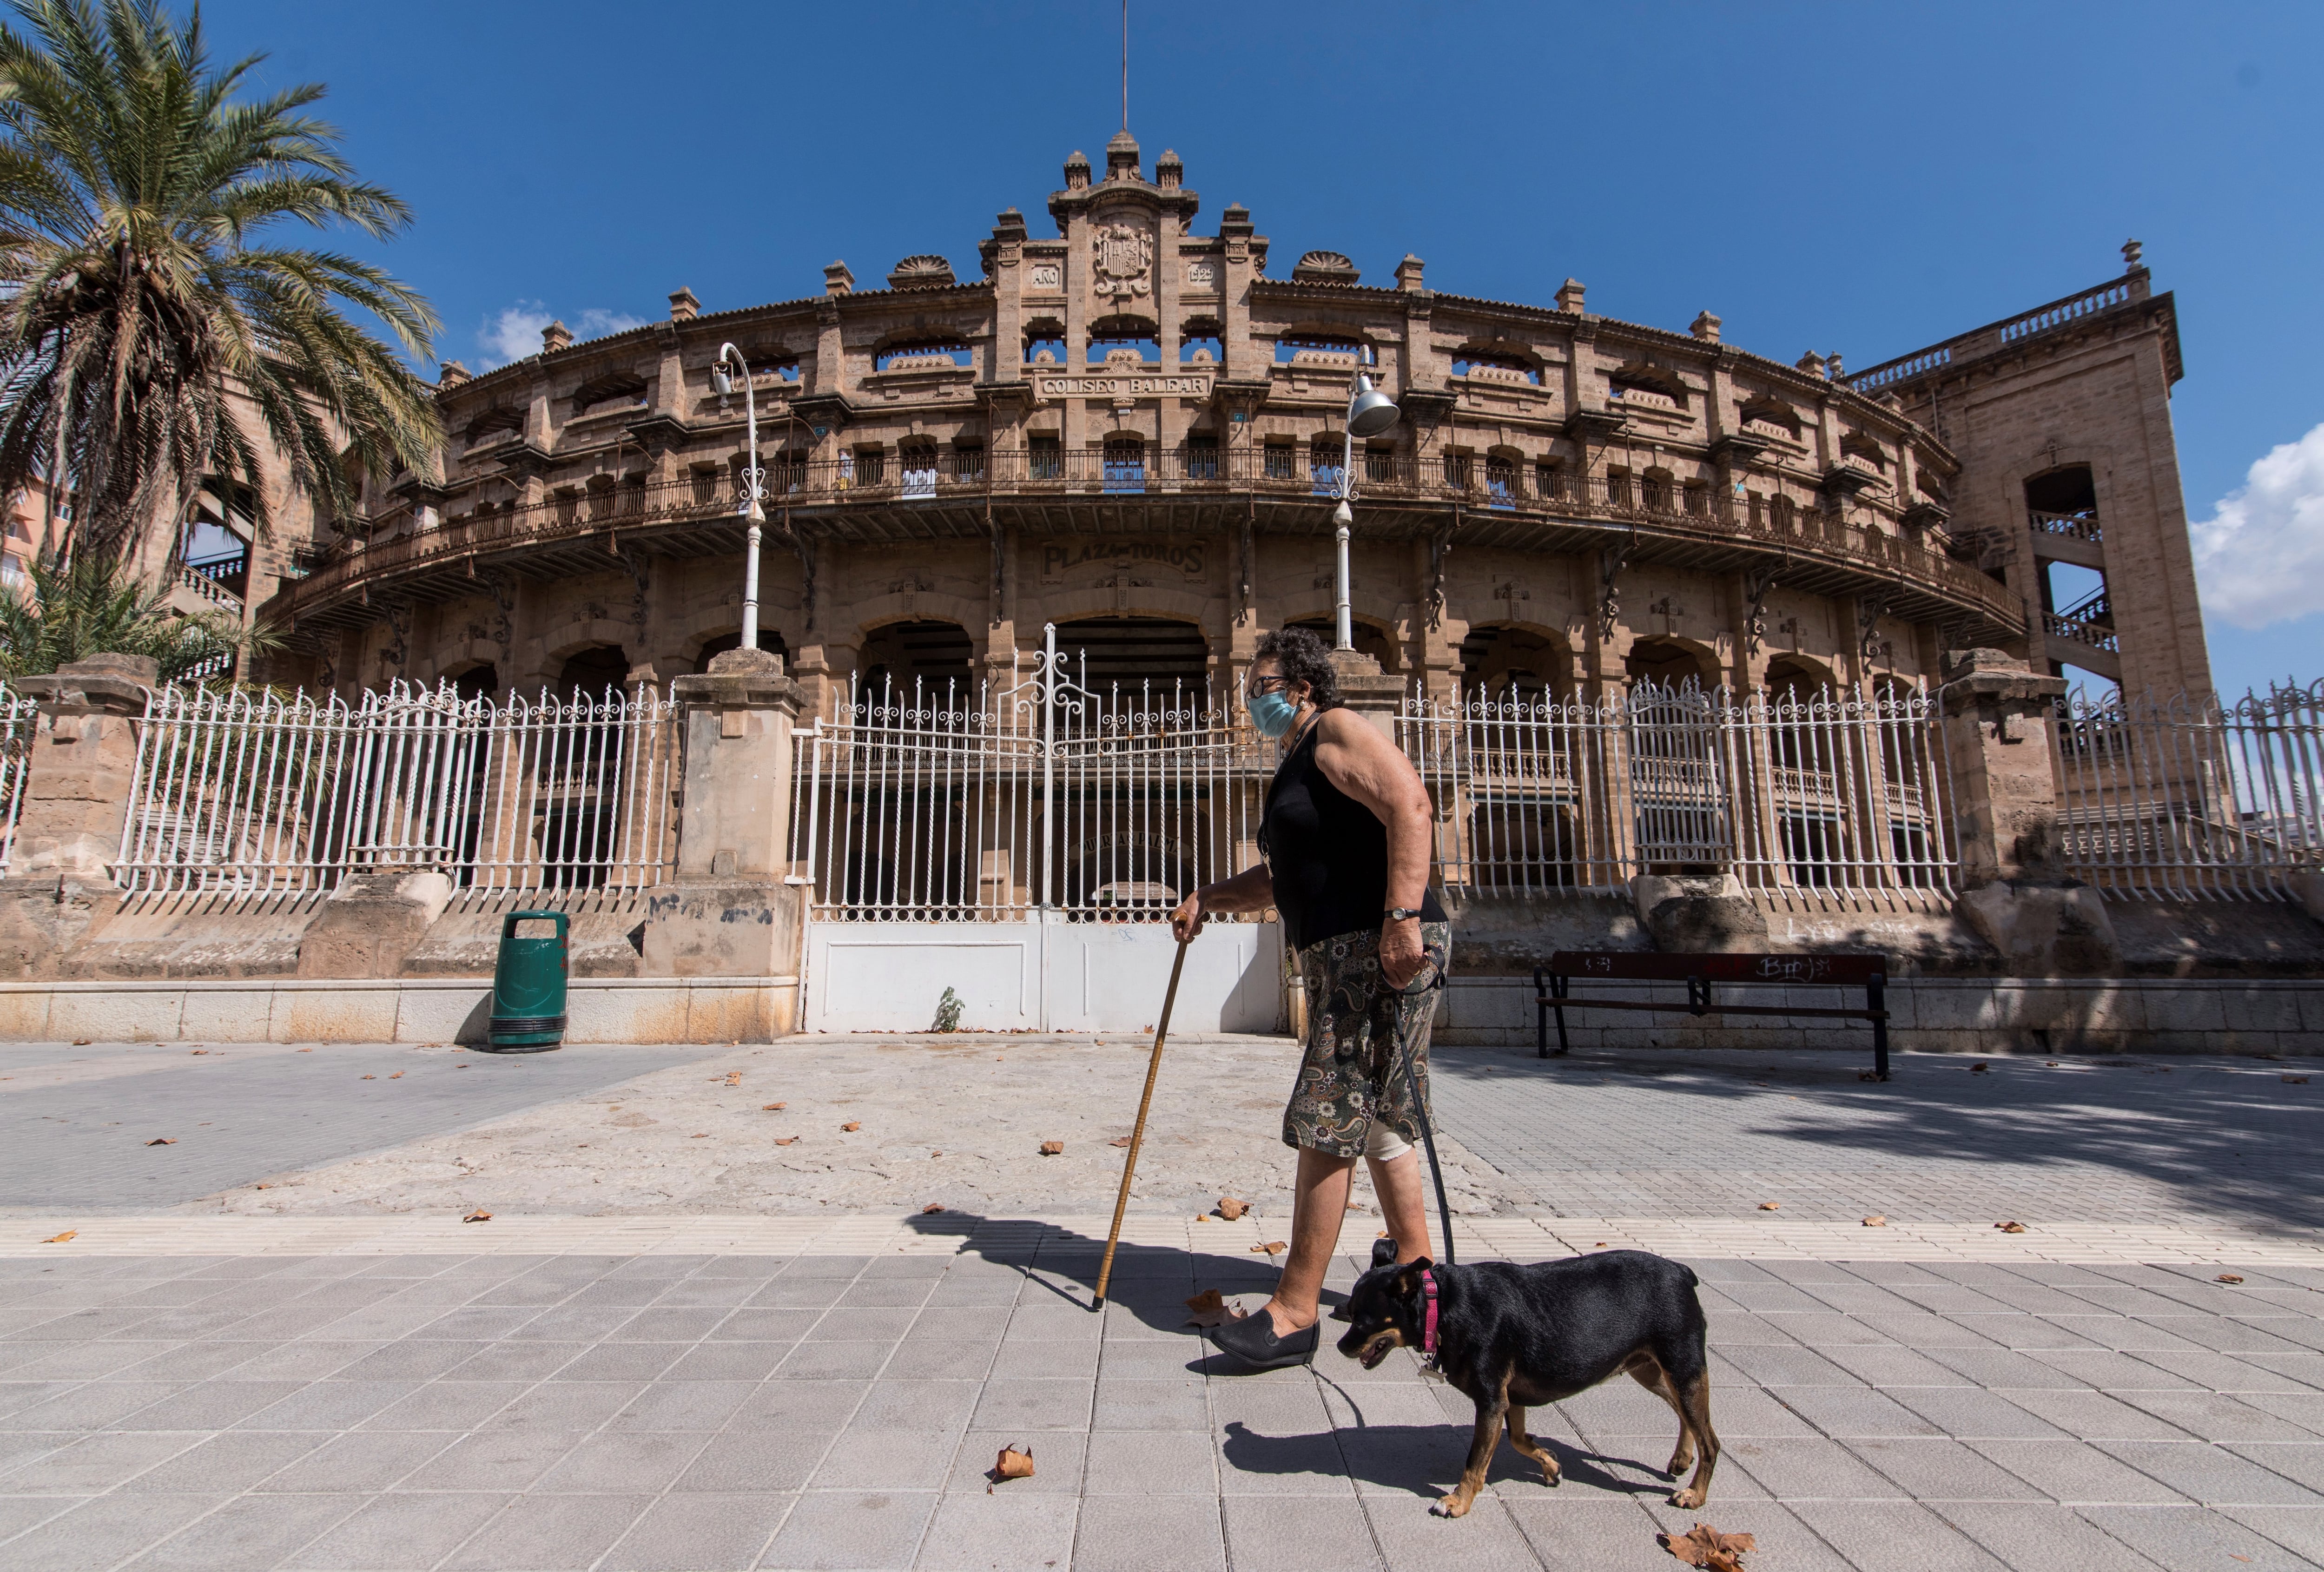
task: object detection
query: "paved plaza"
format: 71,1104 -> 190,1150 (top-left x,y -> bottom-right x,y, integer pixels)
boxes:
2,1035 -> 2324,1570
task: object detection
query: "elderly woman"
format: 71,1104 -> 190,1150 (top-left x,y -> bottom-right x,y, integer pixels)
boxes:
1169,626 -> 1450,1370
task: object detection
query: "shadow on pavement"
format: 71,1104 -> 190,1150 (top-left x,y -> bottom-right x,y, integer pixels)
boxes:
1433,1045 -> 2324,1231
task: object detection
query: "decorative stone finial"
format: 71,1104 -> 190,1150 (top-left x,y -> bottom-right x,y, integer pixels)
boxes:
1828,352 -> 1845,379
1105,129 -> 1141,183
2122,237 -> 2144,271
1395,255 -> 1426,293
991,208 -> 1028,243
1796,350 -> 1828,379
888,255 -> 957,291
1292,251 -> 1359,285
437,360 -> 471,388
1555,278 -> 1585,313
1155,150 -> 1183,190
541,320 -> 572,354
1219,203 -> 1254,239
1063,150 -> 1091,190
1690,311 -> 1721,343
667,287 -> 700,322
823,261 -> 854,297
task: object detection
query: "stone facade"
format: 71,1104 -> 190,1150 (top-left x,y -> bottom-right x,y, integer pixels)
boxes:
246,134 -> 2197,720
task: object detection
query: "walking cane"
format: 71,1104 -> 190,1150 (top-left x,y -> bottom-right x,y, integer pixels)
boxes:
1093,934 -> 1190,1308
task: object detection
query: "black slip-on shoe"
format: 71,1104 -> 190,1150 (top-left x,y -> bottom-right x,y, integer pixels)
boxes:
1208,1310 -> 1319,1371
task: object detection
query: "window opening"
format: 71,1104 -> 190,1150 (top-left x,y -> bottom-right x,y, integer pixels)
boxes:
1311,438 -> 1343,496
876,341 -> 971,372
1103,437 -> 1147,493
1275,334 -> 1373,365
1187,432 -> 1220,481
1452,351 -> 1541,384
1485,455 -> 1517,508
1028,434 -> 1063,481
1263,442 -> 1295,482
899,440 -> 939,499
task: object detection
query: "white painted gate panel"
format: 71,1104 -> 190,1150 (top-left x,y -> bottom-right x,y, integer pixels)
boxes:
802,916 -> 1281,1034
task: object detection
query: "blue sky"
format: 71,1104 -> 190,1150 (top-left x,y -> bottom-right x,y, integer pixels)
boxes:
203,0 -> 2324,697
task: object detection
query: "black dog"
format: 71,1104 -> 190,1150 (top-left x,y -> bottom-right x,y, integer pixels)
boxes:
1335,1245 -> 1717,1518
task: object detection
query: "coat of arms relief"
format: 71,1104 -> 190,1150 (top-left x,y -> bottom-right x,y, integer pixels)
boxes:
1090,222 -> 1154,301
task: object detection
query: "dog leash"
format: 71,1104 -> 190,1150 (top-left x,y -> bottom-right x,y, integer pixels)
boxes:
1397,956 -> 1456,1268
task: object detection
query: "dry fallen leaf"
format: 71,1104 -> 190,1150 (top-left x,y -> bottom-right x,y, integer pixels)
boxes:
145,1137 -> 176,1146
254,1183 -> 273,1190
1995,1221 -> 2028,1234
991,1445 -> 1035,1482
690,1133 -> 708,1139
1193,1213 -> 1210,1222
1862,1215 -> 1887,1227
1038,1140 -> 1063,1156
1970,1062 -> 1990,1073
841,1122 -> 861,1133
1758,1202 -> 1780,1211
2047,1060 -> 2062,1067
361,1075 -> 375,1080
2219,1273 -> 2246,1285
1660,1522 -> 1756,1570
389,1071 -> 403,1079
189,1049 -> 206,1055
922,1203 -> 945,1214
41,1230 -> 74,1243
463,1210 -> 491,1223
763,1103 -> 786,1110
775,1136 -> 799,1146
1184,1288 -> 1249,1328
725,1072 -> 742,1085
1109,1136 -> 1132,1148
1858,1071 -> 1879,1081
931,1150 -> 942,1157
1253,1240 -> 1287,1256
71,1038 -> 89,1045
2284,1076 -> 2310,1085
1217,1196 -> 1250,1221
297,1047 -> 312,1052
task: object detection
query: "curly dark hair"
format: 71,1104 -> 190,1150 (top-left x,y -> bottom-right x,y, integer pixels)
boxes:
1252,626 -> 1341,711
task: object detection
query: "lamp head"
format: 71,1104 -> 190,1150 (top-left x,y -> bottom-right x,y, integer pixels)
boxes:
1347,373 -> 1400,438
1330,498 -> 1354,528
710,359 -> 734,399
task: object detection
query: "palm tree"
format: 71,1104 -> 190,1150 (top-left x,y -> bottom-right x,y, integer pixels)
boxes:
0,0 -> 439,566
0,548 -> 272,680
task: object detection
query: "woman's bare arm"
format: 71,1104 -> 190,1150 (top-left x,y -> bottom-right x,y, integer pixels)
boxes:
1170,862 -> 1273,941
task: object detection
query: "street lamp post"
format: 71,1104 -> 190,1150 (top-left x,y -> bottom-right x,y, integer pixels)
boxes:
1331,370 -> 1403,651
710,343 -> 767,652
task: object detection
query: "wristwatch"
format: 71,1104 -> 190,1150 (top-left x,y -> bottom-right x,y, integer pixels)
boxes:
1382,907 -> 1424,921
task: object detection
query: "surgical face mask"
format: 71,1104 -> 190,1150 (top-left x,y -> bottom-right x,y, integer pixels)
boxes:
1247,688 -> 1301,739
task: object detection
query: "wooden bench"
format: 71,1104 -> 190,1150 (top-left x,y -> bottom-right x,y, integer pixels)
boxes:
1533,951 -> 1892,1080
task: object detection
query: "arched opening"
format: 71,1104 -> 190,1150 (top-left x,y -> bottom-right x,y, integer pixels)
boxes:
1102,436 -> 1147,493
1762,654 -> 1835,702
1087,315 -> 1160,365
1287,615 -> 1398,676
1459,624 -> 1570,701
557,645 -> 630,700
693,631 -> 791,675
1624,637 -> 1716,690
1054,617 -> 1209,691
449,663 -> 500,702
858,621 -> 975,695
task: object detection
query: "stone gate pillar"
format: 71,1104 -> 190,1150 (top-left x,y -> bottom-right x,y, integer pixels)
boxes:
0,654 -> 155,976
1937,647 -> 2120,974
641,649 -> 806,1027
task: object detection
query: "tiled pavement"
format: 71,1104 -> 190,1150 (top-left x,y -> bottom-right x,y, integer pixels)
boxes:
7,1241 -> 2324,1570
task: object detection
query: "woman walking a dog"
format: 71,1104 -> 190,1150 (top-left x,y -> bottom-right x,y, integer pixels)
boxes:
1169,626 -> 1450,1370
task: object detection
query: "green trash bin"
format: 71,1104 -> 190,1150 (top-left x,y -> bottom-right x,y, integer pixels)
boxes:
485,909 -> 568,1053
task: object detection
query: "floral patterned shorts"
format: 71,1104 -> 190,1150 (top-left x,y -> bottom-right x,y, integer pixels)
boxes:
1282,922 -> 1452,1158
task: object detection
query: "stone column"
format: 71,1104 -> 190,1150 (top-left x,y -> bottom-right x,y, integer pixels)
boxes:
1938,647 -> 2120,974
0,654 -> 155,976
641,649 -> 806,1015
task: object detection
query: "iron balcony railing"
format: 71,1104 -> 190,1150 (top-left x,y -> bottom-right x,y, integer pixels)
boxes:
295,447 -> 2020,624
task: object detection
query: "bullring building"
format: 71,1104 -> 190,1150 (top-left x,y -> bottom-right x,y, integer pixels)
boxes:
259,131 -> 2200,719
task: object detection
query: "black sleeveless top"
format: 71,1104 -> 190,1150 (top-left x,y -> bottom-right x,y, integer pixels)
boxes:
1258,713 -> 1446,951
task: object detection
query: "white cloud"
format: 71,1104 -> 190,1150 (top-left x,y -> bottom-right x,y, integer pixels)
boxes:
2192,422 -> 2324,630
474,300 -> 647,369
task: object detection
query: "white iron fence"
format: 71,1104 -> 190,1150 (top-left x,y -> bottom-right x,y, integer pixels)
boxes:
117,680 -> 679,899
0,681 -> 33,872
789,628 -> 1268,922
1400,681 -> 1956,910
2052,680 -> 2324,901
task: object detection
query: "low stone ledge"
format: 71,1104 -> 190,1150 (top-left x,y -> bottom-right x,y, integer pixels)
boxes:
0,975 -> 801,1045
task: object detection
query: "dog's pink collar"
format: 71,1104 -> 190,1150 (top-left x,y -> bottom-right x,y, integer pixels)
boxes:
1419,1267 -> 1439,1355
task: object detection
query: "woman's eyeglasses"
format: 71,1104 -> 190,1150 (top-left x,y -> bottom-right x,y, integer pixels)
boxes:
1245,676 -> 1294,700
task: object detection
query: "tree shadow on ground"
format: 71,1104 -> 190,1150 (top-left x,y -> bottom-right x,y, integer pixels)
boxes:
1433,1045 -> 2324,1231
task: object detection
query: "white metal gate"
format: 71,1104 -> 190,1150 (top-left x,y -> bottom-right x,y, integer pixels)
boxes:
789,625 -> 1283,1032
